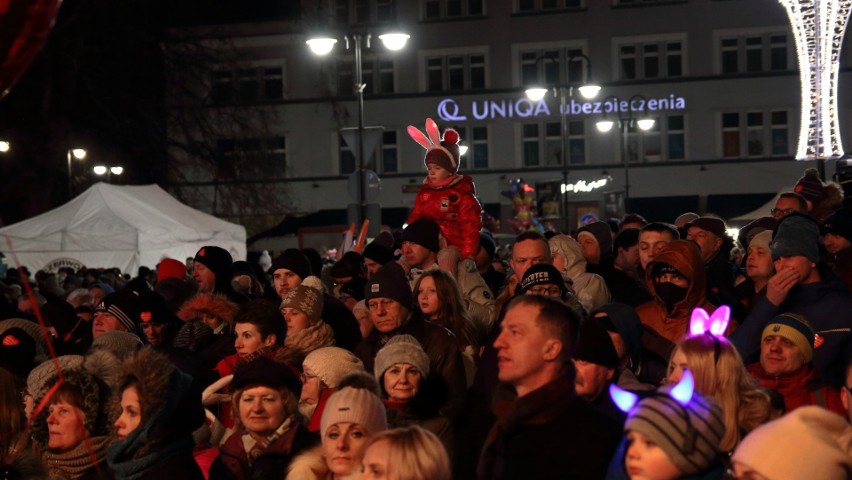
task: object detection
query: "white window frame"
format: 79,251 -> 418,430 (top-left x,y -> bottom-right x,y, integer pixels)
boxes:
713,27 -> 791,75
418,46 -> 489,92
611,33 -> 687,81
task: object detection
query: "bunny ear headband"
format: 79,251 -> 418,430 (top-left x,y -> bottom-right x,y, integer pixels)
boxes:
407,118 -> 459,170
688,305 -> 731,363
610,369 -> 696,412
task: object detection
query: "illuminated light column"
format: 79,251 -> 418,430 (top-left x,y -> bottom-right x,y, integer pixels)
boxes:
778,0 -> 851,162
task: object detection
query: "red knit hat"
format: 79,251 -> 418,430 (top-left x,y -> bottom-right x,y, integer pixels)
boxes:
157,258 -> 188,282
407,118 -> 460,173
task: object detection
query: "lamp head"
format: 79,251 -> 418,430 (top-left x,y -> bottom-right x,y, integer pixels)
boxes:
306,37 -> 337,56
378,33 -> 410,51
596,120 -> 615,133
525,87 -> 548,101
577,84 -> 601,99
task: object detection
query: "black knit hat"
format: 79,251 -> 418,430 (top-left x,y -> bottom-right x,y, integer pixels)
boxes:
577,221 -> 613,260
270,248 -> 312,279
339,278 -> 366,301
194,246 -> 233,285
573,318 -> 619,368
518,263 -> 566,296
363,241 -> 394,265
231,356 -> 302,397
823,208 -> 852,243
329,251 -> 365,278
138,291 -> 180,326
95,290 -> 141,332
364,262 -> 412,308
41,300 -> 79,335
794,168 -> 826,206
403,218 -> 441,253
0,327 -> 37,380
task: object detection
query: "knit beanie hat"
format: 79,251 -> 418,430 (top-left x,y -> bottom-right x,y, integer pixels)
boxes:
0,327 -> 37,380
363,241 -> 394,266
823,207 -> 852,243
518,263 -> 566,296
303,347 -> 365,388
573,318 -> 619,368
374,334 -> 430,379
0,318 -> 48,363
194,246 -> 233,284
157,258 -> 188,283
684,217 -> 727,238
91,331 -> 143,359
762,313 -> 815,362
231,355 -> 302,397
339,278 -> 366,301
280,276 -> 324,322
577,221 -> 613,260
771,213 -> 820,263
625,385 -> 725,475
749,230 -> 773,252
320,387 -> 388,437
27,355 -> 85,400
794,168 -> 827,206
732,406 -> 852,480
270,248 -> 312,278
138,291 -> 180,326
479,232 -> 497,260
41,300 -> 79,335
408,118 -> 460,173
364,262 -> 412,308
402,218 -> 441,253
329,251 -> 365,279
95,290 -> 141,333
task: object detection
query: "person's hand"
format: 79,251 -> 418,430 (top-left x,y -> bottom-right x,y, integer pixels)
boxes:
765,267 -> 800,306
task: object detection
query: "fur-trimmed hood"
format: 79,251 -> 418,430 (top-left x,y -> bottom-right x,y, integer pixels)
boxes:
177,293 -> 238,325
286,444 -> 361,480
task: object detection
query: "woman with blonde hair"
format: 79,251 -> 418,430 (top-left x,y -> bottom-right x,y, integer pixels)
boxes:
666,332 -> 780,452
359,426 -> 450,480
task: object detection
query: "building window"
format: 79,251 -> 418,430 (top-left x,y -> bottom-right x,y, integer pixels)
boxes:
522,121 -> 581,166
718,32 -> 788,74
617,39 -> 683,80
338,59 -> 395,95
210,67 -> 284,105
425,53 -> 486,91
448,125 -> 488,169
424,0 -> 484,18
516,0 -> 582,13
215,137 -> 287,180
382,131 -> 398,173
720,111 -> 788,158
623,114 -> 685,162
340,130 -> 397,175
334,0 -> 397,25
520,47 -> 589,87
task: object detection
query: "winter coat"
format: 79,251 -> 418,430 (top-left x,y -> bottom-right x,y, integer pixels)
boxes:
731,265 -> 852,387
477,370 -> 621,480
548,234 -> 611,312
408,173 -> 482,260
355,314 -> 467,420
827,247 -> 852,295
382,374 -> 454,456
747,362 -> 845,416
209,422 -> 317,480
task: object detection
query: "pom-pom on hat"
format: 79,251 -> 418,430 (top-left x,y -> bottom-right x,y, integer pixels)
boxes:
794,168 -> 827,206
280,276 -> 324,323
320,387 -> 388,437
374,334 -> 430,380
408,118 -> 460,173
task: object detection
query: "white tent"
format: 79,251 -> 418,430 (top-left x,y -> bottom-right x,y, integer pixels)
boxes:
730,186 -> 793,223
0,183 -> 246,274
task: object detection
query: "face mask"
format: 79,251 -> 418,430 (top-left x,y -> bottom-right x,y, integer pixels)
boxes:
655,281 -> 688,308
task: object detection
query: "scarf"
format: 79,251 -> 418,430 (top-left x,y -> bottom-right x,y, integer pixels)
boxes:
477,372 -> 575,480
242,416 -> 295,466
284,321 -> 334,355
44,436 -> 111,480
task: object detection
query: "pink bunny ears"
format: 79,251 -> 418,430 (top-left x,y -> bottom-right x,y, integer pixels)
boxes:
689,305 -> 730,337
407,118 -> 460,172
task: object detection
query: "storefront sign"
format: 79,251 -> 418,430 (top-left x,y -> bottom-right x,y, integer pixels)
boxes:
562,178 -> 608,194
437,95 -> 686,122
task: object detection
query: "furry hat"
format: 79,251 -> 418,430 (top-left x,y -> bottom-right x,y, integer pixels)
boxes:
374,334 -> 430,379
177,292 -> 239,325
27,355 -> 85,401
320,387 -> 388,437
408,118 -> 460,173
280,276 -> 324,323
303,347 -> 365,389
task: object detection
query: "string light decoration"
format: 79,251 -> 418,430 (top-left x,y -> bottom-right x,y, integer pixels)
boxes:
777,0 -> 851,160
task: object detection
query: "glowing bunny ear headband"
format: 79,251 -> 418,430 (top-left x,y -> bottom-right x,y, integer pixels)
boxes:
689,305 -> 731,363
407,118 -> 460,172
610,370 -> 696,412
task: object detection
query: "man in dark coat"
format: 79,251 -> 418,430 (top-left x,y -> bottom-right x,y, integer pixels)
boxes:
476,295 -> 620,479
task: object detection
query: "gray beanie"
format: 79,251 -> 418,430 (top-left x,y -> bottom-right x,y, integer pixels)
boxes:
303,347 -> 365,388
771,213 -> 820,263
374,334 -> 430,379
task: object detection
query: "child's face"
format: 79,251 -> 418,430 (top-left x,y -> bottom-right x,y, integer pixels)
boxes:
625,431 -> 681,480
427,164 -> 452,183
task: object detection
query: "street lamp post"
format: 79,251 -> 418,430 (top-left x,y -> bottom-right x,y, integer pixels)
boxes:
307,31 -> 410,229
524,53 -> 600,229
67,148 -> 87,199
595,94 -> 655,212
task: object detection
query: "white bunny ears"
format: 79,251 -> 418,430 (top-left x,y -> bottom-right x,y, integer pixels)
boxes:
689,305 -> 730,337
407,118 -> 460,170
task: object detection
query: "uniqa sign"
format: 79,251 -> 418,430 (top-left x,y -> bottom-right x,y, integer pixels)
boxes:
437,95 -> 686,122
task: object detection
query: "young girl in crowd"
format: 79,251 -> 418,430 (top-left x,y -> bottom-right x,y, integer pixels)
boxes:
413,270 -> 482,385
407,118 -> 482,260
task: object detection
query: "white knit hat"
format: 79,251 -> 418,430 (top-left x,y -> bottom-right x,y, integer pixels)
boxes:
320,387 -> 388,437
373,334 -> 430,379
303,347 -> 365,388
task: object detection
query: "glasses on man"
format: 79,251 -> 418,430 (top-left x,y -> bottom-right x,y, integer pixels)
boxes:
526,285 -> 562,297
770,207 -> 795,218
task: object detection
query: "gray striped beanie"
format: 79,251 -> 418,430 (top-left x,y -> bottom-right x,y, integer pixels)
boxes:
625,388 -> 725,475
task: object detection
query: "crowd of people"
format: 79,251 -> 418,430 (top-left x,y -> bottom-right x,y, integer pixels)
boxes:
2,166 -> 852,479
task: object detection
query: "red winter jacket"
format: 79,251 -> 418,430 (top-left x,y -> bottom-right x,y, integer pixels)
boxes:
747,362 -> 845,416
408,173 -> 482,259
